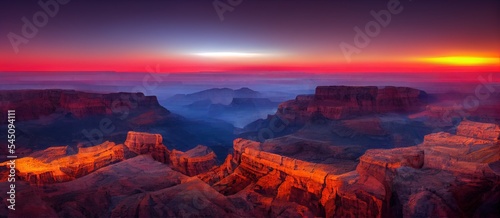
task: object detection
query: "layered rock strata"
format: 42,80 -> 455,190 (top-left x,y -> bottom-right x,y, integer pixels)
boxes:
0,141 -> 127,185
124,131 -> 170,164
169,145 -> 218,176
0,131 -> 218,185
0,89 -> 165,123
2,120 -> 498,217
277,86 -> 427,121
200,120 -> 500,217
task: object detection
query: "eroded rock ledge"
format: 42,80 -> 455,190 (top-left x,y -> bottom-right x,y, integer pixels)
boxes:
1,131 -> 218,185
170,145 -> 218,176
199,120 -> 500,217
2,121 -> 498,217
0,90 -> 166,123
1,141 -> 127,185
123,132 -> 217,176
277,86 -> 427,121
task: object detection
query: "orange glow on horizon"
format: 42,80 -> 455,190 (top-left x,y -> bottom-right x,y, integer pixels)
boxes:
1,51 -> 499,73
416,56 -> 499,66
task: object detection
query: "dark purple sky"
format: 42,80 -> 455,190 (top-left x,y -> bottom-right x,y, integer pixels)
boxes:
0,0 -> 498,73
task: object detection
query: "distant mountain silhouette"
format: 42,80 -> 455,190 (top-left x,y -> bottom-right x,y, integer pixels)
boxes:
166,87 -> 262,106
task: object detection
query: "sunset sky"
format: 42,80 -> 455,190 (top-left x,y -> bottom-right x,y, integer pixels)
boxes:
0,0 -> 499,73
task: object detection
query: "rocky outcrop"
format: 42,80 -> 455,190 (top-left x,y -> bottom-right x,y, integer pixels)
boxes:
169,145 -> 217,176
456,120 -> 500,141
3,120 -> 498,217
356,147 -> 424,183
349,120 -> 500,217
19,130 -> 221,183
0,89 -> 166,123
29,146 -> 77,162
124,131 -> 170,164
277,86 -> 427,121
0,131 -> 221,186
199,138 -> 361,216
124,132 -> 217,175
0,141 -> 127,185
2,155 -> 295,218
200,120 -> 500,217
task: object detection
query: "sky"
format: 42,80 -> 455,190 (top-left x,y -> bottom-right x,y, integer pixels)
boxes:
0,0 -> 499,74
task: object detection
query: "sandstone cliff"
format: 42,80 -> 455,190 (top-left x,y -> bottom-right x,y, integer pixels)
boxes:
0,141 -> 127,185
198,138 -> 361,216
277,86 -> 427,121
344,120 -> 499,217
124,131 -> 170,164
456,120 -> 500,141
124,132 -> 217,176
0,131 -> 218,185
200,120 -> 500,217
2,120 -> 498,217
169,145 -> 218,176
0,89 -> 166,123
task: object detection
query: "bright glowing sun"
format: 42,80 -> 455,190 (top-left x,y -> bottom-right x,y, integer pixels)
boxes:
419,56 -> 499,66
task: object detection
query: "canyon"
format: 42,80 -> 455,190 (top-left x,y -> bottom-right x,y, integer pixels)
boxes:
1,120 -> 498,217
199,120 -> 499,217
0,87 -> 499,217
0,89 -> 236,156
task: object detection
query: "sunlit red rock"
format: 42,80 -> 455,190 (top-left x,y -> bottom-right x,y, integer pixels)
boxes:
124,131 -> 170,164
0,141 -> 127,185
352,120 -> 500,217
199,120 -> 500,217
169,145 -> 217,176
2,119 -> 499,217
456,119 -> 500,141
1,130 -> 225,187
199,137 -> 361,216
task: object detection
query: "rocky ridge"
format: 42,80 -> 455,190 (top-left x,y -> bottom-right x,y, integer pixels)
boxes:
170,145 -> 218,176
1,118 -> 498,217
277,86 -> 427,121
1,132 -> 218,185
0,89 -> 166,123
0,141 -> 127,185
199,120 -> 500,217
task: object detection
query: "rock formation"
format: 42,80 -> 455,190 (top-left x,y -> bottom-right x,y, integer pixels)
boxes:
333,120 -> 500,217
277,86 -> 427,121
198,138 -> 362,216
200,120 -> 500,217
169,145 -> 218,176
2,120 -> 498,217
124,131 -> 170,164
456,119 -> 500,141
2,155 -> 294,218
0,131 -> 218,186
0,89 -> 166,123
0,141 -> 127,185
124,132 -> 218,176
